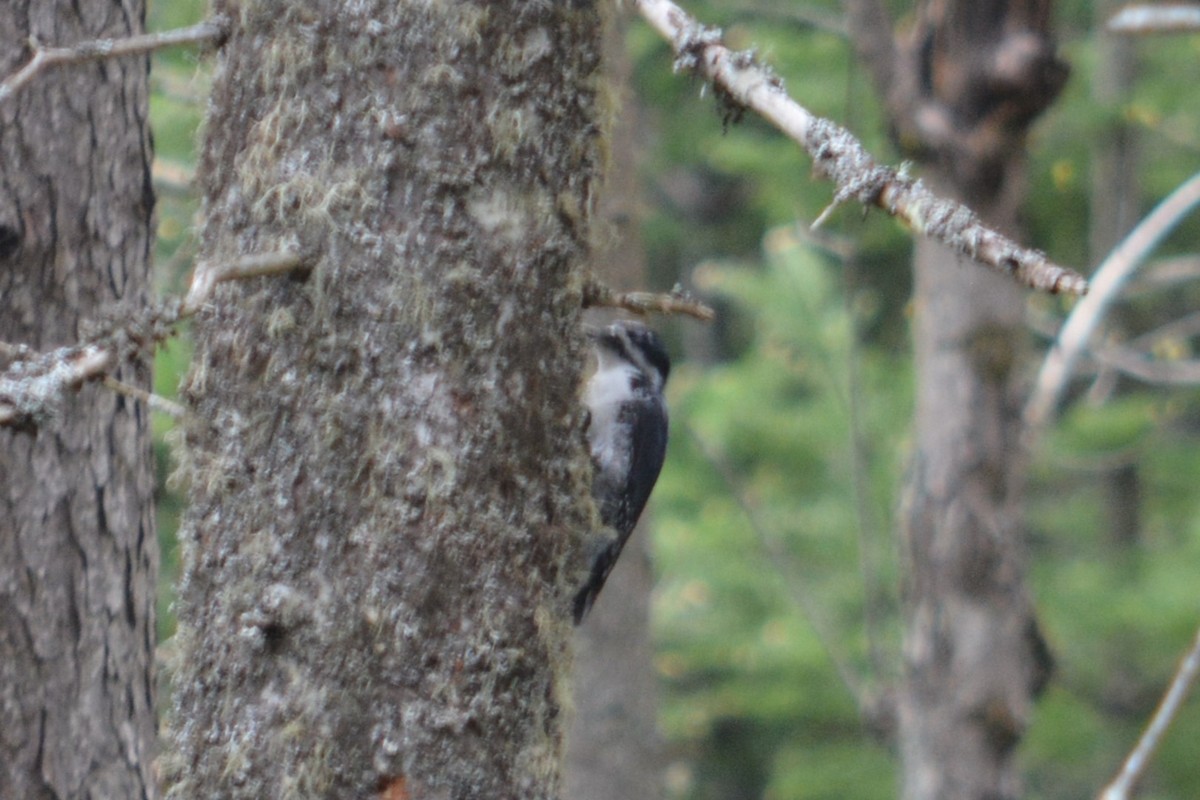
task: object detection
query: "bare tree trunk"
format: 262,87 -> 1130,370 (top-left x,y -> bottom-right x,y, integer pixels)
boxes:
0,3 -> 158,799
565,14 -> 665,800
162,3 -> 604,798
901,184 -> 1051,800
846,1 -> 1065,797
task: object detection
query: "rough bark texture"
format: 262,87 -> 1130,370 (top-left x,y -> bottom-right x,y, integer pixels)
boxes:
894,3 -> 1064,799
565,14 -> 665,800
0,3 -> 158,799
164,3 -> 604,799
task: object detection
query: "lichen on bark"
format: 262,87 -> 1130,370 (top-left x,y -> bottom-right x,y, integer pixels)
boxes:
164,3 -> 605,798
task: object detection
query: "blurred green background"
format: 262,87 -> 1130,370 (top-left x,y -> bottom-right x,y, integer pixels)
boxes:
146,1 -> 1200,798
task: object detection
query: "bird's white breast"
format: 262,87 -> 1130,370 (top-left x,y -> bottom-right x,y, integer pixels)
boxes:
584,359 -> 637,474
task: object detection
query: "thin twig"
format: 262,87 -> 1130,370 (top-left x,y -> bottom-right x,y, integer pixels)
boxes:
0,17 -> 230,104
1025,172 -> 1200,434
103,376 -> 185,418
1127,310 -> 1200,351
582,279 -> 716,321
182,251 -> 307,314
633,0 -> 1087,296
1098,625 -> 1200,800
152,158 -> 197,194
0,250 -> 304,429
1092,344 -> 1200,386
1126,256 -> 1200,295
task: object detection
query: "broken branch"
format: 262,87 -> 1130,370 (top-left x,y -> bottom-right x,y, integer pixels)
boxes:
582,279 -> 716,321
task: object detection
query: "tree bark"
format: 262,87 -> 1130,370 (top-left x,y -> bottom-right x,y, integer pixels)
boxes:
846,1 -> 1065,798
901,188 -> 1051,800
163,3 -> 604,798
0,3 -> 158,799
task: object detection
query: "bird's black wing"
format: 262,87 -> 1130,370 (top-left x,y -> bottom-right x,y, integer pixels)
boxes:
572,394 -> 668,623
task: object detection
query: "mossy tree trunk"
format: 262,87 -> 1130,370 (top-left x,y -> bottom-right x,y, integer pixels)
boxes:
0,2 -> 158,798
848,1 -> 1066,797
164,3 -> 604,798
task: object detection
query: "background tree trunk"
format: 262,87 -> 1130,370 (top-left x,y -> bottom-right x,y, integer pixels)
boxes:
848,0 -> 1066,797
897,1 -> 1065,795
901,189 -> 1049,800
163,3 -> 604,797
565,14 -> 665,800
567,535 -> 663,800
0,2 -> 158,798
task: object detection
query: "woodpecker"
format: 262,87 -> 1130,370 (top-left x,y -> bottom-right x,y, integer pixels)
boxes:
574,321 -> 670,624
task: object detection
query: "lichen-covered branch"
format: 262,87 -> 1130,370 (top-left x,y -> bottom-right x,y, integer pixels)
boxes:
633,0 -> 1088,296
0,250 -> 302,429
0,16 -> 230,104
0,344 -> 115,428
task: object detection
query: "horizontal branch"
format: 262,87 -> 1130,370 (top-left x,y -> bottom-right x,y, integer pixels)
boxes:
0,16 -> 230,104
633,0 -> 1088,296
582,279 -> 716,321
182,250 -> 307,315
103,376 -> 185,418
0,250 -> 304,430
1109,4 -> 1200,34
1095,343 -> 1200,386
